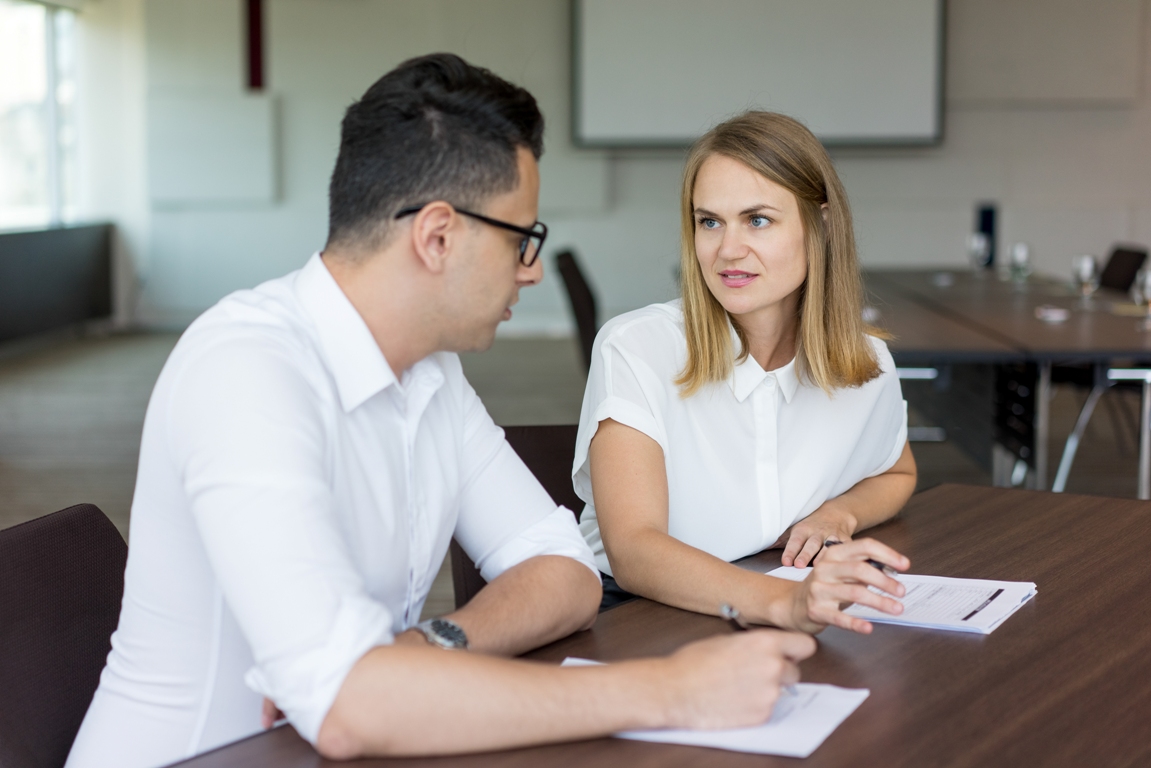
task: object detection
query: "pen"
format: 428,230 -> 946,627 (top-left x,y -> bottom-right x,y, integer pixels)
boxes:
719,604 -> 796,696
822,539 -> 899,578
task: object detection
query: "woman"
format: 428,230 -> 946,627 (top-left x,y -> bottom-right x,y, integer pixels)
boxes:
574,112 -> 916,634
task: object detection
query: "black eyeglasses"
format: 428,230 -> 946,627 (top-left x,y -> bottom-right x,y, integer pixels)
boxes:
394,203 -> 548,267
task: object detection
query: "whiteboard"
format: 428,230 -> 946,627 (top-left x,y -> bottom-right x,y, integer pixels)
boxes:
574,0 -> 943,147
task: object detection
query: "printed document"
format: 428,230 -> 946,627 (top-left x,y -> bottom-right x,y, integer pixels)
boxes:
766,566 -> 1036,634
561,658 -> 867,757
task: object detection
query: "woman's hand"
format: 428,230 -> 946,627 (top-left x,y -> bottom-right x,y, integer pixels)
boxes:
778,504 -> 858,568
784,538 -> 909,635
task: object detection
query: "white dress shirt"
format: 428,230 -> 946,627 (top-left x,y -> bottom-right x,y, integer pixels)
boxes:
575,300 -> 907,577
66,254 -> 597,768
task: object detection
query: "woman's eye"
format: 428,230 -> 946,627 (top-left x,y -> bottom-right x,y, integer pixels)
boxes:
749,215 -> 770,228
698,217 -> 720,229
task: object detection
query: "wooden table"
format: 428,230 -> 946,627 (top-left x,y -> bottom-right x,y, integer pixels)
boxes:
866,269 -> 1151,491
172,484 -> 1151,768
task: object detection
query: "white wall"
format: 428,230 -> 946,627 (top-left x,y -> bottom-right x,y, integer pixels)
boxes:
74,0 -> 148,327
80,0 -> 1151,333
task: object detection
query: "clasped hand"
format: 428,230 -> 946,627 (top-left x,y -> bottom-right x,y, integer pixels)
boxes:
773,508 -> 910,635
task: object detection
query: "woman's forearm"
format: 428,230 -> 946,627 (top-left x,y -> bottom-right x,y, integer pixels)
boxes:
829,441 -> 917,533
607,527 -> 798,627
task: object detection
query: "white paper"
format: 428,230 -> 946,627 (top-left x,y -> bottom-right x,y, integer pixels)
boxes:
561,657 -> 868,757
766,566 -> 1037,634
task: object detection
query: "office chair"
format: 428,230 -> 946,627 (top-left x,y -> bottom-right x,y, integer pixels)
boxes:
0,504 -> 127,768
1099,246 -> 1147,292
555,250 -> 599,372
450,424 -> 582,609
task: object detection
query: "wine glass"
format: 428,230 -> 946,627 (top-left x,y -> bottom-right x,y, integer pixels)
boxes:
1009,242 -> 1032,282
1072,254 -> 1099,298
967,233 -> 990,273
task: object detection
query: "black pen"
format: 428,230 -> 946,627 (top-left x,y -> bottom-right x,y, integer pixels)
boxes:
822,539 -> 899,577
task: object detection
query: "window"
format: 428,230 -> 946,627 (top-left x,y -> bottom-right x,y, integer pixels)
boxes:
0,0 -> 78,230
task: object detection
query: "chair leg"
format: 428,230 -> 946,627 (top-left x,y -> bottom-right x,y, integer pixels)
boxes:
1140,381 -> 1151,500
1052,384 -> 1106,493
1103,391 -> 1134,456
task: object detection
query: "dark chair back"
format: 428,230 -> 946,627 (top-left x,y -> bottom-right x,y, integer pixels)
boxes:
0,505 -> 127,768
1100,246 -> 1148,291
555,251 -> 599,371
451,425 -> 582,609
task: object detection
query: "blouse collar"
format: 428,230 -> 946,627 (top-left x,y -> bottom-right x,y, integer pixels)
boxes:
727,322 -> 800,404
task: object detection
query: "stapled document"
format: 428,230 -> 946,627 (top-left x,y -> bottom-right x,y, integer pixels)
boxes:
766,566 -> 1037,634
561,658 -> 867,757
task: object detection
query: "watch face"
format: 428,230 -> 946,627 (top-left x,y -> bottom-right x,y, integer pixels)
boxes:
430,619 -> 468,648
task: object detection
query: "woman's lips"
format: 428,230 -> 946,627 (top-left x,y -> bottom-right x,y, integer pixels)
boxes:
720,272 -> 757,288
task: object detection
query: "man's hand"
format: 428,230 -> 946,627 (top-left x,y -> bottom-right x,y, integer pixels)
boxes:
779,504 -> 857,568
661,630 -> 816,730
785,538 -> 909,634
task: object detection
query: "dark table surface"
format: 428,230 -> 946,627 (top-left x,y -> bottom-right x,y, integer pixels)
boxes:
174,484 -> 1151,768
868,269 -> 1151,362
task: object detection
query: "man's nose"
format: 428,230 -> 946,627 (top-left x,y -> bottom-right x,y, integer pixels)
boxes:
518,255 -> 544,286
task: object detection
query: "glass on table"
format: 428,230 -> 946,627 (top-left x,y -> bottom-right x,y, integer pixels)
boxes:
967,233 -> 990,273
1072,254 -> 1100,298
1009,242 -> 1032,282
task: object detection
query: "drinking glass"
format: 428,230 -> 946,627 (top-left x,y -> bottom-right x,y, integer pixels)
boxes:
967,233 -> 990,272
1009,242 -> 1032,282
1072,254 -> 1099,297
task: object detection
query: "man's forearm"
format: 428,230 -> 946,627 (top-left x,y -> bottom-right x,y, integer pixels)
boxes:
445,555 -> 601,656
317,626 -> 817,760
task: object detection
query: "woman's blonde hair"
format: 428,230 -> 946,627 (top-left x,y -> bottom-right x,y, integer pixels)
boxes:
675,111 -> 884,397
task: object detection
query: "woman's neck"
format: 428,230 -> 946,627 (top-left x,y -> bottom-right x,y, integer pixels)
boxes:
735,292 -> 800,372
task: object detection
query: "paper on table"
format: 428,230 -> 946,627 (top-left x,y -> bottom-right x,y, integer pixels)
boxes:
766,566 -> 1037,634
561,657 -> 868,758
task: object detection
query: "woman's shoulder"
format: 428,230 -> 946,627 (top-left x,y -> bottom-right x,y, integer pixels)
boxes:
597,300 -> 685,350
864,333 -> 898,376
592,300 -> 686,377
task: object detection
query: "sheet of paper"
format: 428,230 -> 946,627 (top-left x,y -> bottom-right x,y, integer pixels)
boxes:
766,566 -> 1037,634
561,657 -> 868,757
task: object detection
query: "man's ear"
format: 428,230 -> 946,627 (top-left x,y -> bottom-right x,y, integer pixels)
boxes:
409,202 -> 456,274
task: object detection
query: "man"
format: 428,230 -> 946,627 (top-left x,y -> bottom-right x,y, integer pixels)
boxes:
66,54 -> 814,767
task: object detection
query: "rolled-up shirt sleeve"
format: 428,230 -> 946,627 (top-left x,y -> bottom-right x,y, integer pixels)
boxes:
451,372 -> 598,583
572,320 -> 670,507
165,337 -> 392,744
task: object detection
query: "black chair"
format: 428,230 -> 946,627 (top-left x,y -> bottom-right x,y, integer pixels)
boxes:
555,250 -> 599,372
450,425 -> 581,609
1099,245 -> 1147,292
0,504 -> 127,768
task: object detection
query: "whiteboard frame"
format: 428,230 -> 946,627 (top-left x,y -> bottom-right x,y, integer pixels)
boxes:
570,0 -> 947,149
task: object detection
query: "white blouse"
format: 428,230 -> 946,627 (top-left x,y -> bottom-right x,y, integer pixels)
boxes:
574,300 -> 907,577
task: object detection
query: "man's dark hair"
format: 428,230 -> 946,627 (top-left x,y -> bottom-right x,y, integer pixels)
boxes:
325,53 -> 544,251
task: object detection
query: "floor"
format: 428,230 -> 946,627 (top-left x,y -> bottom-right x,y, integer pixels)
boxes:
0,331 -> 1143,619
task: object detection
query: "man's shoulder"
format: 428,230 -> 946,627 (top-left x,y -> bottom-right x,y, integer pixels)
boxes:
169,270 -> 323,383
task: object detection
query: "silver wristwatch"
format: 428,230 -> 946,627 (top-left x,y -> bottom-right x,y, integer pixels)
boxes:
414,618 -> 469,650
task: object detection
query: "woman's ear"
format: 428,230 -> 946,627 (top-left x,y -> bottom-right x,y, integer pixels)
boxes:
821,202 -> 829,224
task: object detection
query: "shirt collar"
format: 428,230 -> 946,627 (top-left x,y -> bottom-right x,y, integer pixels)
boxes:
294,253 -> 400,412
727,322 -> 800,405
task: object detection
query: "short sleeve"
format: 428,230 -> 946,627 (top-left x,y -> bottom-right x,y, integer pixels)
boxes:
572,313 -> 678,506
166,337 -> 393,744
451,365 -> 598,582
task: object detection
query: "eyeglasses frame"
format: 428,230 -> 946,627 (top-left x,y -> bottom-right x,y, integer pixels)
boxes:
394,203 -> 548,267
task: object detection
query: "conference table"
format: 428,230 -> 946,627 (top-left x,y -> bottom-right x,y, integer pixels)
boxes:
864,268 -> 1151,492
172,483 -> 1151,768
